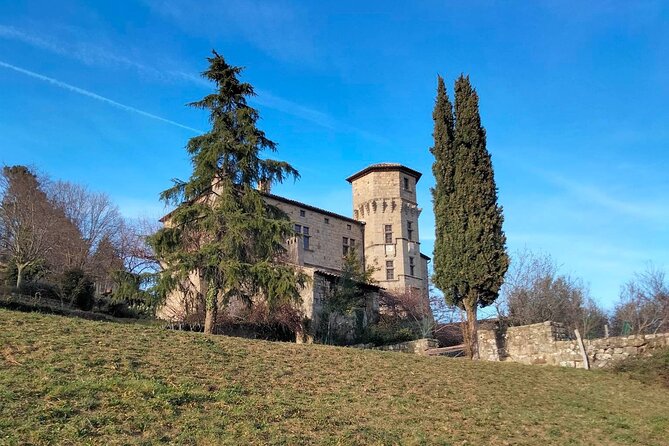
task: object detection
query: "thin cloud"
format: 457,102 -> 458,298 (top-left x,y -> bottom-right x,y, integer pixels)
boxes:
547,173 -> 668,221
521,165 -> 669,222
144,0 -> 317,65
252,89 -> 388,143
0,24 -> 157,76
0,60 -> 202,133
0,24 -> 207,85
0,24 -> 384,142
0,25 -> 61,53
253,89 -> 337,130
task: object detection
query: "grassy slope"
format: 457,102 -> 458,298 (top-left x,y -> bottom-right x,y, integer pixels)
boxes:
0,310 -> 667,446
614,347 -> 669,389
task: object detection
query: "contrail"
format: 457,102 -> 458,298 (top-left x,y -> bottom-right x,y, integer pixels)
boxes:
0,60 -> 202,133
0,26 -> 386,142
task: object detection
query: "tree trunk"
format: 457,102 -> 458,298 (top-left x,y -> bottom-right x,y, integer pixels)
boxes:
326,314 -> 333,345
204,302 -> 218,335
463,299 -> 479,359
16,263 -> 26,289
201,275 -> 218,335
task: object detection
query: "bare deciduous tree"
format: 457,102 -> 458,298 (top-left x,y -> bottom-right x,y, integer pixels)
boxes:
378,283 -> 462,340
0,166 -> 54,287
117,217 -> 160,275
579,296 -> 609,339
0,166 -> 86,286
612,265 -> 668,335
499,249 -> 607,338
48,180 -> 124,257
380,288 -> 434,338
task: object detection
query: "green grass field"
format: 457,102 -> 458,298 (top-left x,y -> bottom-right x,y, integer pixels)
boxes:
1,309 -> 668,445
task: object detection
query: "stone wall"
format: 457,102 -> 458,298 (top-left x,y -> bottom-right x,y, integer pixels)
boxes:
353,338 -> 439,354
478,321 -> 669,368
561,333 -> 669,368
300,269 -> 380,345
376,338 -> 438,354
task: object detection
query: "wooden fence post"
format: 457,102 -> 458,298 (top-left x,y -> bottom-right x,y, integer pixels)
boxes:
574,329 -> 590,370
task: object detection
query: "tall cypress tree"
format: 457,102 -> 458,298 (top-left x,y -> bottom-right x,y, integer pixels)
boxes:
431,75 -> 509,358
149,51 -> 307,334
430,76 -> 456,293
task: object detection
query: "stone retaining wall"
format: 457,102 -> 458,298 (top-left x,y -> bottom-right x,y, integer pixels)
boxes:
353,338 -> 439,354
375,338 -> 439,354
478,321 -> 669,368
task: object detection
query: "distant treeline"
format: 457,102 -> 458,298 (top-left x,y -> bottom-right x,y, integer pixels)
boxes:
0,165 -> 159,317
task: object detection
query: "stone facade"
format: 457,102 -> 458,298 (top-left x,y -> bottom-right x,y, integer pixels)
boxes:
263,194 -> 365,273
478,321 -> 669,368
157,163 -> 432,342
347,164 -> 430,300
294,266 -> 380,344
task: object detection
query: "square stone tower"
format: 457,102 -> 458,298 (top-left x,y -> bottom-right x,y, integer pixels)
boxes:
347,163 -> 429,299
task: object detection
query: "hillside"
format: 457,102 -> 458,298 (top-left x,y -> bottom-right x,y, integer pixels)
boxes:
1,310 -> 667,445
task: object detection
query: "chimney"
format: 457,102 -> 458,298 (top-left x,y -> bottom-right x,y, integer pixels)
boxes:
257,178 -> 271,194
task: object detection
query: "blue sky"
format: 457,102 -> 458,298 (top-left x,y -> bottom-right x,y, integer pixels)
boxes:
1,1 -> 667,309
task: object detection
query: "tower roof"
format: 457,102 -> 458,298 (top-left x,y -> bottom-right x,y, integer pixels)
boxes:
345,163 -> 422,183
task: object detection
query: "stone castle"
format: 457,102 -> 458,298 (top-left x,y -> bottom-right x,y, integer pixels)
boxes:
158,162 -> 432,342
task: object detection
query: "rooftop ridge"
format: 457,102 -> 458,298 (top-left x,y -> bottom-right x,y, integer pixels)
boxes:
261,192 -> 363,225
346,163 -> 422,183
160,190 -> 364,225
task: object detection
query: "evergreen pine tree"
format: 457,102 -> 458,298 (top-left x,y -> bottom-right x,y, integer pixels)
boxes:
431,75 -> 509,358
149,51 -> 307,334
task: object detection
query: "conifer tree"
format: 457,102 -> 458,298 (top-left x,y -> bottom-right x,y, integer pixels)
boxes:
430,76 -> 455,292
431,75 -> 509,358
149,51 -> 307,334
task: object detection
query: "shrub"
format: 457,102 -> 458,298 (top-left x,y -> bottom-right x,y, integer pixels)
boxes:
60,269 -> 95,311
94,296 -> 138,318
16,281 -> 61,301
363,320 -> 417,346
108,270 -> 159,316
612,347 -> 669,389
1,260 -> 46,287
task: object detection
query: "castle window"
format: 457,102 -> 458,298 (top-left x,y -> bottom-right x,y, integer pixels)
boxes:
347,224 -> 352,230
324,217 -> 329,224
342,237 -> 349,255
300,209 -> 306,217
403,177 -> 409,190
409,257 -> 415,276
302,226 -> 310,250
384,224 -> 393,244
295,224 -> 310,250
407,221 -> 413,241
386,260 -> 394,280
